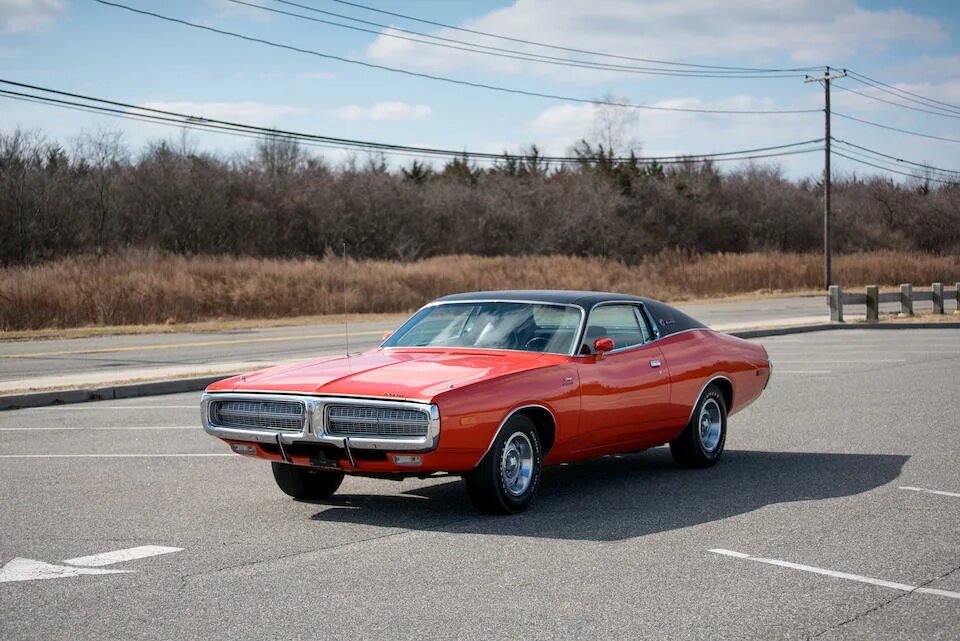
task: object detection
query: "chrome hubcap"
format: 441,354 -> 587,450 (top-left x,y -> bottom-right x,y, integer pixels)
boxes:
698,398 -> 722,452
500,432 -> 534,496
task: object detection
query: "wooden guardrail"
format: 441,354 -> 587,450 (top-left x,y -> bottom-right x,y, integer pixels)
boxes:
827,283 -> 959,322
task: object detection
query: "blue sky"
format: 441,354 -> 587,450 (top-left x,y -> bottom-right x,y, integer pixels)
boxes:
1,0 -> 958,179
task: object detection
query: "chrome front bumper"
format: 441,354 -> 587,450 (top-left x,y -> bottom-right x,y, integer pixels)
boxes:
201,392 -> 441,452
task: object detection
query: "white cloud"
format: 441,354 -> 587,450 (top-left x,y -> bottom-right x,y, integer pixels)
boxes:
335,101 -> 432,121
531,95 -> 781,137
887,55 -> 960,80
526,94 -> 823,164
138,101 -> 308,124
0,0 -> 65,33
367,0 -> 944,79
530,103 -> 594,132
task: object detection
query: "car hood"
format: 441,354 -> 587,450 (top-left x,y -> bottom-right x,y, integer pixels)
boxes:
207,349 -> 564,402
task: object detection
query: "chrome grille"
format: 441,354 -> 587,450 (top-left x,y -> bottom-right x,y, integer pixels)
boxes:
326,405 -> 429,437
210,399 -> 305,432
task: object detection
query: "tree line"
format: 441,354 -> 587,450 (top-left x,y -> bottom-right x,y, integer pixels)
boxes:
1,128 -> 957,267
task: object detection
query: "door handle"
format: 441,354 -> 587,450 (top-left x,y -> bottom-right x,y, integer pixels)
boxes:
650,359 -> 661,368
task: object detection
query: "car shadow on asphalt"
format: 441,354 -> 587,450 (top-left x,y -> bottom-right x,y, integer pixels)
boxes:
306,448 -> 909,542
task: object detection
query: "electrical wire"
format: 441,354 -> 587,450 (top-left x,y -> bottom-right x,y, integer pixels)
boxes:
0,90 -> 823,166
0,88 -> 519,162
846,71 -> 960,114
222,0 -> 809,79
833,112 -> 960,144
832,150 -> 958,185
0,80 -> 825,165
320,0 -> 823,73
831,138 -> 960,176
833,83 -> 960,120
12,84 -> 954,184
91,0 -> 819,116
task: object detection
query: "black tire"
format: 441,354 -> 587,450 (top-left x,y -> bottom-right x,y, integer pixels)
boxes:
271,462 -> 344,500
464,415 -> 543,514
670,384 -> 727,468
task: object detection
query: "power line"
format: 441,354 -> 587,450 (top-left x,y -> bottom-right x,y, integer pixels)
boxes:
833,112 -> 960,144
0,89 -> 823,166
832,139 -> 960,176
12,84 -> 955,185
0,89 -> 326,148
833,83 -> 960,119
846,75 -> 960,116
234,0 -> 806,79
0,87 -> 519,162
92,0 -> 819,116
0,79 -> 826,165
846,71 -> 960,114
321,0 -> 823,73
832,150 -> 958,185
0,87 -> 537,163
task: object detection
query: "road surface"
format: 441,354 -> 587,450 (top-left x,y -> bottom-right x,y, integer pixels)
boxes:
1,329 -> 958,640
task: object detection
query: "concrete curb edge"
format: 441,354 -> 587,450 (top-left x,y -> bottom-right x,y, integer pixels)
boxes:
729,321 -> 960,339
0,374 -> 229,411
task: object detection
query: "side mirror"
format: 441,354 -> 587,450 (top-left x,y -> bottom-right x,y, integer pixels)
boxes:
381,330 -> 393,341
593,337 -> 614,359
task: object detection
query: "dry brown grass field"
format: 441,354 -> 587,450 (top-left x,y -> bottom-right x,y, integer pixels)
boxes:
1,250 -> 957,331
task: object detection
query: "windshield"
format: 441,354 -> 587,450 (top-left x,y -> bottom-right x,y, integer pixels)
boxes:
381,302 -> 582,354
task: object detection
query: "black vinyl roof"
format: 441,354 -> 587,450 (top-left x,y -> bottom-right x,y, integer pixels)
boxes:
435,290 -> 647,309
433,290 -> 706,335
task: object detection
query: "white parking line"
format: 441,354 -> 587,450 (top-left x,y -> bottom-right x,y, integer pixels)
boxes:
709,549 -> 960,600
774,359 -> 906,364
63,545 -> 182,567
0,426 -> 196,431
900,486 -> 960,498
0,453 -> 233,458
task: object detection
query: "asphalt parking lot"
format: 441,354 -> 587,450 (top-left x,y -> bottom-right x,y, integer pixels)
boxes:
1,328 -> 958,640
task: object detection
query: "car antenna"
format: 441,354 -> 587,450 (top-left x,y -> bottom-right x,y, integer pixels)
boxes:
343,241 -> 351,368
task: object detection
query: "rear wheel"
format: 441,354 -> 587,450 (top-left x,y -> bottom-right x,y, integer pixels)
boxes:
271,462 -> 344,500
670,384 -> 727,468
464,415 -> 543,514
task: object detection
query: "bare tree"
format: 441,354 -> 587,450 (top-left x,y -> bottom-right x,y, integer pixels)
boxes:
73,127 -> 128,254
254,133 -> 304,178
1,125 -> 958,267
590,94 -> 642,157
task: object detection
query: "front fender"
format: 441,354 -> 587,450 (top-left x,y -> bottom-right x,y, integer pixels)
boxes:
432,365 -> 580,467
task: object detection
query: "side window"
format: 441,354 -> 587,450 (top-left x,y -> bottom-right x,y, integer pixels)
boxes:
634,306 -> 654,343
583,304 -> 648,352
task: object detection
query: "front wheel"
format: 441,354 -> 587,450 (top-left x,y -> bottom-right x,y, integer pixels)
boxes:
670,384 -> 727,468
271,462 -> 344,500
464,415 -> 543,514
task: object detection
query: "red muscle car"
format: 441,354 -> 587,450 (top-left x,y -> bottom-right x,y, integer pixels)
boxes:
202,291 -> 771,513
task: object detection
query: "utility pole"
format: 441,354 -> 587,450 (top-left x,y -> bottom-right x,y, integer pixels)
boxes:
805,66 -> 847,289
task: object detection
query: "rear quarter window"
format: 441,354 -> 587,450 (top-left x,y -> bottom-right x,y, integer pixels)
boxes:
644,300 -> 706,335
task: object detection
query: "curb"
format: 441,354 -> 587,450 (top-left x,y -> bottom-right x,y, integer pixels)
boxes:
730,321 -> 960,339
2,320 -> 959,411
0,374 -> 229,411
729,323 -> 837,339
